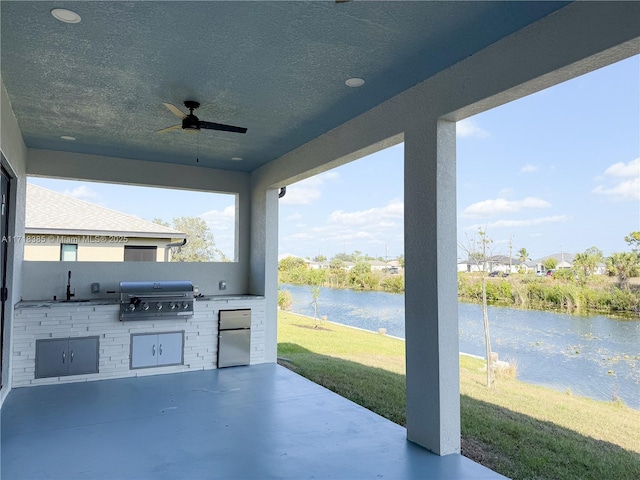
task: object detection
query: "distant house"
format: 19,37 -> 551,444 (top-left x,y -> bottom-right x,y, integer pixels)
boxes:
25,184 -> 186,262
535,253 -> 575,272
367,260 -> 388,272
457,255 -> 524,274
595,262 -> 607,275
307,260 -> 332,270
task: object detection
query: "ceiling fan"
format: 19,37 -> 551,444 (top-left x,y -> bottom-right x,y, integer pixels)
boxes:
156,101 -> 247,135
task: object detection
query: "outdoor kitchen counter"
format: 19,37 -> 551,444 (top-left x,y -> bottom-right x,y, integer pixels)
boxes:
195,294 -> 265,301
15,299 -> 118,308
11,296 -> 266,388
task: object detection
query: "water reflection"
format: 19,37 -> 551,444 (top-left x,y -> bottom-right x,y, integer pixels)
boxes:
281,284 -> 639,409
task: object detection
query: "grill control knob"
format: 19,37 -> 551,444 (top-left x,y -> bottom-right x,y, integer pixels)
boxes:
141,303 -> 149,311
155,302 -> 163,310
169,302 -> 177,310
182,302 -> 189,310
127,304 -> 136,312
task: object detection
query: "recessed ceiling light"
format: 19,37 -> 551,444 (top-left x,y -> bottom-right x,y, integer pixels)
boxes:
345,77 -> 365,88
60,135 -> 76,141
231,157 -> 243,161
51,8 -> 81,24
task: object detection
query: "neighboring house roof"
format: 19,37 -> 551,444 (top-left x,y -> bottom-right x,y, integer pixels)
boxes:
535,253 -> 575,264
487,255 -> 522,265
25,184 -> 186,239
459,255 -> 522,265
278,253 -> 304,261
368,260 -> 388,267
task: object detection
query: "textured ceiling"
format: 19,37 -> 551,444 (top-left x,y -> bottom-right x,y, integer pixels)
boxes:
1,1 -> 569,172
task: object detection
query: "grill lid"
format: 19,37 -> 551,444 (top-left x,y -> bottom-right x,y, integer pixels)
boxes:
118,281 -> 194,321
119,281 -> 193,296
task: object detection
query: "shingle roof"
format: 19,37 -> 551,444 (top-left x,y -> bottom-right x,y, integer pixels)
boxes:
535,253 -> 575,264
25,184 -> 186,238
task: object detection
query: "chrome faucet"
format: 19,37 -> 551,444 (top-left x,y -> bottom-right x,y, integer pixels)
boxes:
66,270 -> 75,301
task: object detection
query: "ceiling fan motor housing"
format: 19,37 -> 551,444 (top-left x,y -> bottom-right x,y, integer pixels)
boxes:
182,115 -> 200,133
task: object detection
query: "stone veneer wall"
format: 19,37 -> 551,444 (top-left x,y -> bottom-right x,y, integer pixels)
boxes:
11,298 -> 265,387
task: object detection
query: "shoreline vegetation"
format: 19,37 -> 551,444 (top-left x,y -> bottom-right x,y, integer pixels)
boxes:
277,311 -> 640,480
278,270 -> 640,317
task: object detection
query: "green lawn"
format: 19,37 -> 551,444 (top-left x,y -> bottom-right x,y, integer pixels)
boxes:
277,311 -> 640,480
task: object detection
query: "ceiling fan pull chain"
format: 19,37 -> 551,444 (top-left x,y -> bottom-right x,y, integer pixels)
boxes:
196,135 -> 199,163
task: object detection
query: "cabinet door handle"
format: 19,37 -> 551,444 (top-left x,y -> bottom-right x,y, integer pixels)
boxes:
70,350 -> 74,362
152,344 -> 156,356
62,351 -> 66,363
159,344 -> 163,356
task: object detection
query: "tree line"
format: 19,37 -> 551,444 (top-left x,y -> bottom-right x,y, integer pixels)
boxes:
279,232 -> 640,316
153,216 -> 228,262
278,253 -> 405,292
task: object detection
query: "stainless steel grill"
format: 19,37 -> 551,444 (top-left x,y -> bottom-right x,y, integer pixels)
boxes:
119,281 -> 194,321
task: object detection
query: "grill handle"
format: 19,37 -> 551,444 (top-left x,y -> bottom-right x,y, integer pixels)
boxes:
125,293 -> 190,300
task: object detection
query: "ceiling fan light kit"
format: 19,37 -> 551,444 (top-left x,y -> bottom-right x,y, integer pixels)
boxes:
157,100 -> 247,135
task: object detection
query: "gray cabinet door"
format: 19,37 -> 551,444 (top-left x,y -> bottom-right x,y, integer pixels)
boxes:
68,337 -> 99,375
36,337 -> 99,378
36,338 -> 68,378
131,334 -> 159,368
157,332 -> 183,366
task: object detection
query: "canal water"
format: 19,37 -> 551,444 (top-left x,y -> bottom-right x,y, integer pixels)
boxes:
280,284 -> 640,409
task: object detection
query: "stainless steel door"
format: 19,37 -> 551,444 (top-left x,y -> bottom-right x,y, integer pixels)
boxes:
218,309 -> 251,368
157,332 -> 183,366
218,329 -> 251,368
219,309 -> 251,330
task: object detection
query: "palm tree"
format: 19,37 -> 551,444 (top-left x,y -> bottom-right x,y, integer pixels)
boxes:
607,252 -> 639,290
518,247 -> 530,263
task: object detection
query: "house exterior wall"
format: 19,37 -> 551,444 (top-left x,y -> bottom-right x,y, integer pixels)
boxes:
250,2 -> 639,455
0,76 -> 28,405
23,234 -> 174,262
1,0 -> 637,455
23,149 -> 252,300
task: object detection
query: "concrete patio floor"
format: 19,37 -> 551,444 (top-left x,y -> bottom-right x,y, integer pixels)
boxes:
1,364 -> 505,479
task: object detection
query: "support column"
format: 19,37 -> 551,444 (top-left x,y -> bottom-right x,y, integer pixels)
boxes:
404,118 -> 459,455
249,184 -> 279,363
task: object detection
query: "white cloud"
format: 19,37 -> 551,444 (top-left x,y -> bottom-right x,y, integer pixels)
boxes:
286,213 -> 302,221
603,157 -> 640,177
592,157 -> 640,201
280,171 -> 340,205
328,200 -> 403,226
466,215 -> 568,230
456,119 -> 489,139
488,215 -> 568,228
519,164 -> 539,173
201,205 -> 235,232
282,200 -> 404,254
591,177 -> 640,201
199,205 -> 236,258
63,185 -> 98,200
462,197 -> 551,218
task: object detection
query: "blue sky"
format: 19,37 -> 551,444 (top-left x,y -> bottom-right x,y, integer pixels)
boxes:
280,55 -> 639,261
30,55 -> 639,262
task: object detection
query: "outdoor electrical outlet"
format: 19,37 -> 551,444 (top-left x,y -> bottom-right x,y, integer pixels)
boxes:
219,281 -> 227,291
91,283 -> 100,294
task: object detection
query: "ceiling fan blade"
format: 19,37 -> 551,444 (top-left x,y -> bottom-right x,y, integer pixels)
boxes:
155,124 -> 182,134
162,102 -> 187,119
199,121 -> 247,134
